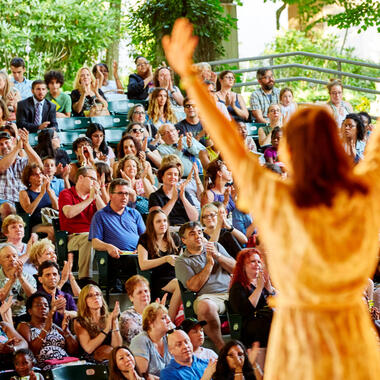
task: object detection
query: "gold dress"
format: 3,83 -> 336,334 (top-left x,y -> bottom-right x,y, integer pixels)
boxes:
235,125 -> 380,379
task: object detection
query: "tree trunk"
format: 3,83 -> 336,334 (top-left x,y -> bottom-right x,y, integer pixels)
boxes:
106,0 -> 121,79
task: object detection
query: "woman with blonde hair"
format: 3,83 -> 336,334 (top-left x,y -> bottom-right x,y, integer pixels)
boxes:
129,302 -> 173,378
74,284 -> 122,362
70,67 -> 107,117
163,18 -> 380,380
326,79 -> 353,127
0,71 -> 20,121
147,87 -> 177,129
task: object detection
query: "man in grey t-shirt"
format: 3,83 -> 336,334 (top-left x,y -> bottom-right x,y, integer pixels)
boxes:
175,222 -> 236,350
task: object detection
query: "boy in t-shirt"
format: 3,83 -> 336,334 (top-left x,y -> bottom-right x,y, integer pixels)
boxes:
44,71 -> 72,118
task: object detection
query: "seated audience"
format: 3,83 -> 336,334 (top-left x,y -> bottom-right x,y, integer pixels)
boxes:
264,127 -> 284,174
215,71 -> 249,122
17,293 -> 78,372
201,159 -> 236,214
0,128 -> 42,208
19,163 -> 58,240
42,156 -> 70,197
341,113 -> 366,163
127,104 -> 158,138
116,155 -> 155,214
128,56 -> 153,101
10,57 -> 32,100
34,128 -> 71,169
249,68 -> 280,123
85,122 -> 115,167
0,244 -> 37,319
175,97 -> 204,140
201,203 -> 246,259
29,239 -> 80,297
109,346 -> 144,380
0,321 -> 28,371
119,275 -> 151,346
115,135 -> 155,186
68,136 -> 94,183
160,329 -> 215,380
193,62 -> 217,84
179,318 -> 217,361
92,62 -> 124,96
147,88 -> 177,130
44,70 -> 72,117
205,80 -> 231,121
229,248 -> 274,370
130,303 -> 173,378
126,122 -> 162,168
70,67 -> 107,117
237,121 -> 258,153
89,178 -> 145,291
11,348 -> 43,380
0,71 -> 20,121
2,218 -> 37,279
258,104 -> 281,147
279,87 -> 297,124
151,66 -> 184,120
149,162 -> 198,226
175,222 -> 236,350
74,285 -> 122,362
213,340 -> 262,380
59,166 -> 105,280
326,79 -> 353,128
137,209 -> 181,320
16,80 -> 58,132
36,260 -> 78,327
157,123 -> 209,176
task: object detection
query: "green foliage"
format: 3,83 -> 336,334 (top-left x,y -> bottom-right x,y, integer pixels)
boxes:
126,0 -> 238,66
0,0 -> 121,86
258,29 -> 378,107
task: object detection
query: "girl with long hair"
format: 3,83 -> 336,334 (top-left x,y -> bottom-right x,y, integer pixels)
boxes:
0,71 -> 20,121
86,122 -> 115,166
108,346 -> 143,380
137,209 -> 182,321
74,285 -> 122,363
147,87 -> 177,129
341,113 -> 366,163
162,18 -> 380,380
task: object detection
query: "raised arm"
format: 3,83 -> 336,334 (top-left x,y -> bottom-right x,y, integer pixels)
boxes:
162,19 -> 248,186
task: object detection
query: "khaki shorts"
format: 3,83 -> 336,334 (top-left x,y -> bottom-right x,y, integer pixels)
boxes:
193,293 -> 229,314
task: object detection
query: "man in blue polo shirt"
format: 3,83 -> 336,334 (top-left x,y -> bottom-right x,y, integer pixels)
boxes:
89,178 -> 145,290
160,329 -> 216,380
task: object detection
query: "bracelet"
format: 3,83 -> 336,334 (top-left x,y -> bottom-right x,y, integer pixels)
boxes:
100,329 -> 108,336
112,329 -> 120,332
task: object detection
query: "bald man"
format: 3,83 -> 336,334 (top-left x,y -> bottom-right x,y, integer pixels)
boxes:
160,329 -> 216,380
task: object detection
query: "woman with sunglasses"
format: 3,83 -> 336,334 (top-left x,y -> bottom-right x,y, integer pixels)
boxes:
215,71 -> 249,122
126,122 -> 162,168
127,104 -> 158,139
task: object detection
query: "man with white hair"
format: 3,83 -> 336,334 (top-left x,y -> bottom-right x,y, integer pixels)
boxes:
0,244 -> 36,318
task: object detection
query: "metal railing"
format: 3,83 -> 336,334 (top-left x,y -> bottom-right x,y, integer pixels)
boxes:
208,51 -> 380,95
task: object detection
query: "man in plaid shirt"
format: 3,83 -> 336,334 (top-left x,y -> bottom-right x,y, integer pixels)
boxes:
249,68 -> 280,123
0,129 -> 42,215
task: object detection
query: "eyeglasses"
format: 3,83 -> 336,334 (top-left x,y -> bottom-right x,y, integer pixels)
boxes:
330,91 -> 342,95
131,128 -> 144,133
202,213 -> 217,219
184,104 -> 196,109
261,75 -> 274,80
52,135 -> 59,140
133,111 -> 145,115
137,62 -> 148,67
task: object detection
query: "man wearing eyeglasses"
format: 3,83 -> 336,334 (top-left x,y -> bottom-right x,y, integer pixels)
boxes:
58,166 -> 105,280
89,178 -> 145,291
175,97 -> 204,140
249,68 -> 280,123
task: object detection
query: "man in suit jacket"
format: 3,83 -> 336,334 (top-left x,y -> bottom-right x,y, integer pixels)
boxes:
16,79 -> 58,133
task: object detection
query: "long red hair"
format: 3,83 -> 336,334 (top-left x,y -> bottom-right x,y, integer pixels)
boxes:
230,248 -> 262,290
284,106 -> 368,208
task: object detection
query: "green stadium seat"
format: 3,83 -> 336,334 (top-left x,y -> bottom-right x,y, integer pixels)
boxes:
57,117 -> 90,131
107,100 -> 134,115
225,300 -> 242,340
28,132 -> 39,147
90,115 -> 128,129
104,128 -> 124,147
246,122 -> 268,137
59,130 -> 86,147
46,363 -> 108,380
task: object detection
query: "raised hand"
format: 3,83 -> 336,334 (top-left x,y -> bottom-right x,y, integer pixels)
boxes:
185,132 -> 193,148
156,292 -> 168,306
177,135 -> 184,152
171,184 -> 179,201
62,312 -> 70,331
0,296 -> 13,315
162,18 -> 198,77
112,301 -> 120,320
247,341 -> 260,367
